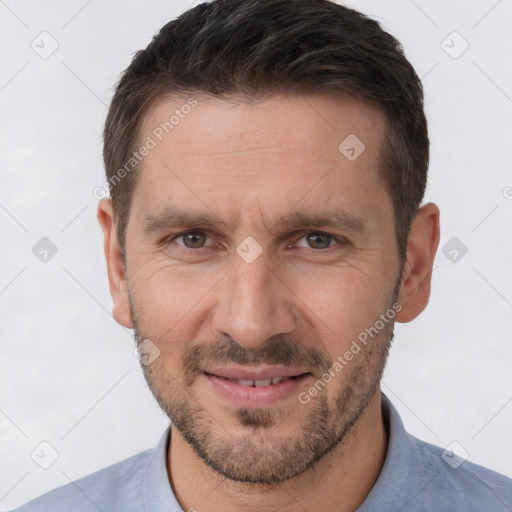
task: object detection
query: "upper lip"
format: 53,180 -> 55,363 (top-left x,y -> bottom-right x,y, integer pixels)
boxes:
203,366 -> 310,380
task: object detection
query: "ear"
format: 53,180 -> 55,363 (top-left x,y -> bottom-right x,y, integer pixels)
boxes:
97,199 -> 133,328
395,202 -> 440,323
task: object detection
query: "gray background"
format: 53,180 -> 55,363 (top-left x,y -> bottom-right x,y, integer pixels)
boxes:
1,0 -> 511,508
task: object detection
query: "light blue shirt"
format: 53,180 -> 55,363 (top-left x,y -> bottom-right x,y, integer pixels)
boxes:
11,393 -> 512,511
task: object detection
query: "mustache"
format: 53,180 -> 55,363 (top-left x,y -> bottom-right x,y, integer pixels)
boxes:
180,335 -> 333,385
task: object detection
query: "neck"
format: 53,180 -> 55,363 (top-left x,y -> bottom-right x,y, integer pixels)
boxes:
167,390 -> 388,512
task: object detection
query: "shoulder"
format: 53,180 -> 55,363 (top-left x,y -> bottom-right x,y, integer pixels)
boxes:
410,434 -> 512,510
9,448 -> 153,512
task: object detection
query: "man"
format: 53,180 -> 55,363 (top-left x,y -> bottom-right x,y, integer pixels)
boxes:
12,0 -> 512,510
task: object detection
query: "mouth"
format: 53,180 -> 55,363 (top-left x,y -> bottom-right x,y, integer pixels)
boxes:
201,367 -> 312,408
205,374 -> 302,387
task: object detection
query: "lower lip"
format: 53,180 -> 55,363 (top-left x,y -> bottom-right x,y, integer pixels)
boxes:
203,372 -> 311,408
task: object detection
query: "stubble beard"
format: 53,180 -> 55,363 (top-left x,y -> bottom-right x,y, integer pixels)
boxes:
130,283 -> 399,485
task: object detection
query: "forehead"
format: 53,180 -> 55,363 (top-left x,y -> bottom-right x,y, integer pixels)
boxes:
131,92 -> 389,229
140,91 -> 384,157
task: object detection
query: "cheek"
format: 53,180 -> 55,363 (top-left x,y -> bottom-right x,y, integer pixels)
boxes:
133,258 -> 206,299
130,262 -> 215,344
291,266 -> 391,345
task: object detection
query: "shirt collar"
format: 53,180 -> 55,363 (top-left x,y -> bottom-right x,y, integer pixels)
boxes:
357,392 -> 439,511
141,422 -> 177,511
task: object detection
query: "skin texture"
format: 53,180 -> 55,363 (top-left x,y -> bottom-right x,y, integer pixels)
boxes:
98,92 -> 440,512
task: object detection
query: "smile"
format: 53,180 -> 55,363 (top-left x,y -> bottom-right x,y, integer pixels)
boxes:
202,368 -> 311,408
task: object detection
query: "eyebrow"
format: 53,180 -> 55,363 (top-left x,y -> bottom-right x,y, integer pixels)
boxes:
141,206 -> 367,235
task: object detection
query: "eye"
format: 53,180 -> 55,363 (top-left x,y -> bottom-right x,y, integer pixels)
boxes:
172,231 -> 211,249
166,230 -> 346,252
295,232 -> 343,250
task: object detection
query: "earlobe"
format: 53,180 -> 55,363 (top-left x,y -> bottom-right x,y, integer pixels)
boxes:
395,203 -> 440,323
97,199 -> 133,328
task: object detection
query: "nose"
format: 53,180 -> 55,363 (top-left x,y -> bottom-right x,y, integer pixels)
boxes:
211,251 -> 297,350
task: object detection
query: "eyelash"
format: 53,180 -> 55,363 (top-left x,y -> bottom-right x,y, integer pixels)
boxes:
164,230 -> 348,252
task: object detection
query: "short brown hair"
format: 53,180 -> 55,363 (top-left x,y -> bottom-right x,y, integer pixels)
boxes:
103,0 -> 429,261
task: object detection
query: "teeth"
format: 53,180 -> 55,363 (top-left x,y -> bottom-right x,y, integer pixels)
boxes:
254,378 -> 272,387
235,376 -> 292,387
272,376 -> 290,384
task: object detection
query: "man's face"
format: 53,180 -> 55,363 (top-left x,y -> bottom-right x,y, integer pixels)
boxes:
122,93 -> 402,483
